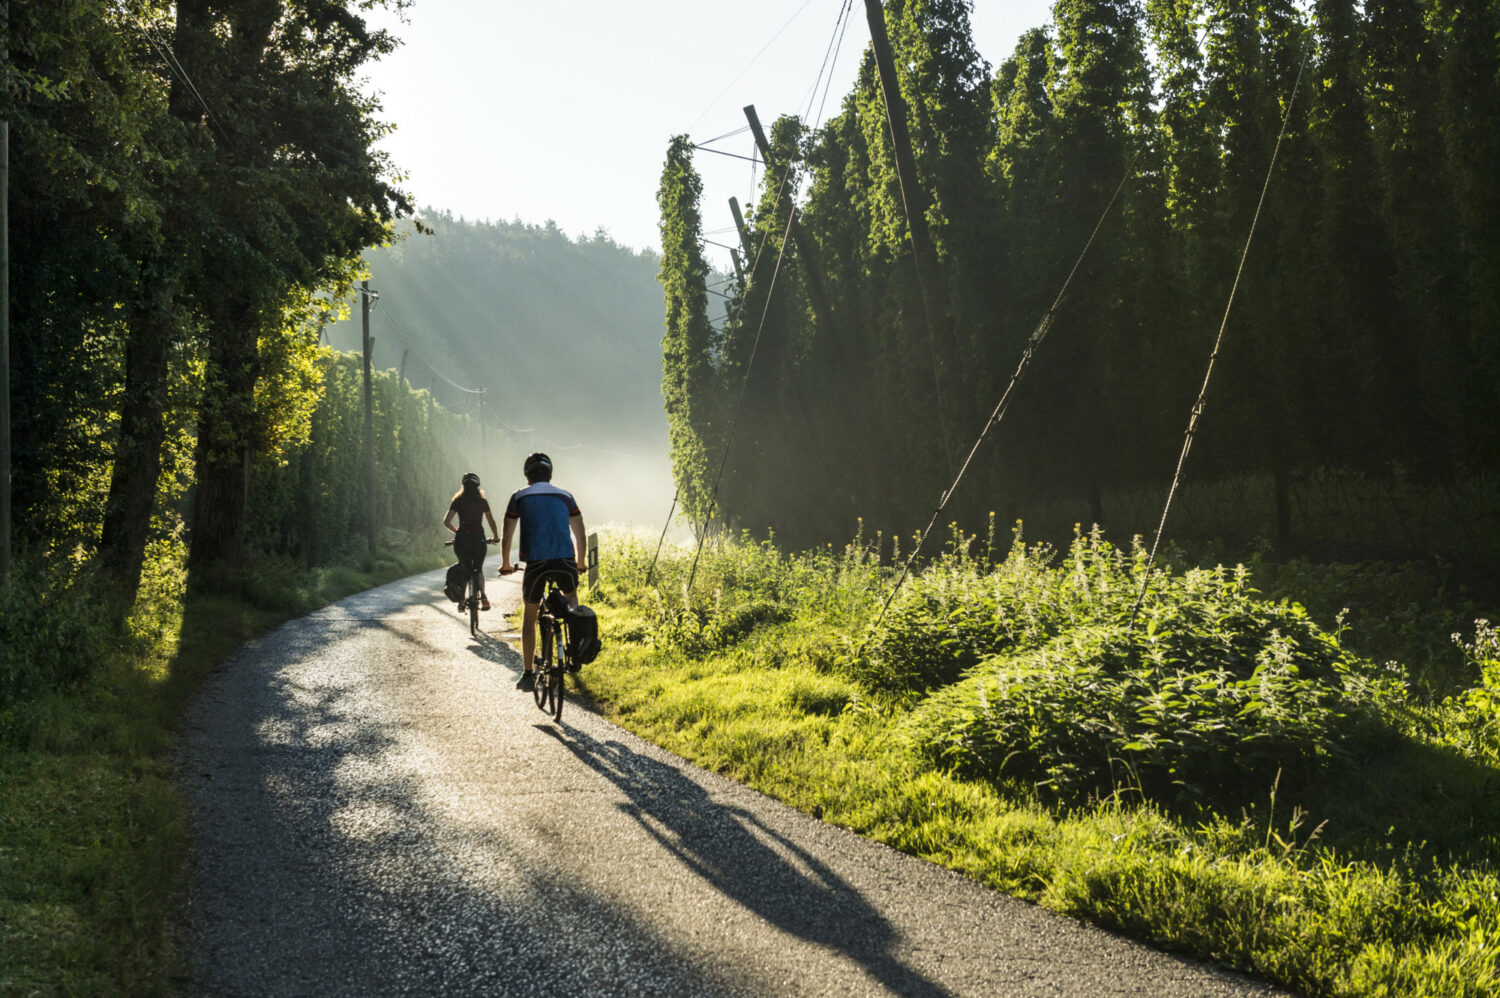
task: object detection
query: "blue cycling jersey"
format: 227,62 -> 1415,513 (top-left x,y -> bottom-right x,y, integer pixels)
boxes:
504,483 -> 580,562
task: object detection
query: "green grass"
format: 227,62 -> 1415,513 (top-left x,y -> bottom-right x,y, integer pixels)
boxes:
575,526 -> 1500,998
0,542 -> 447,996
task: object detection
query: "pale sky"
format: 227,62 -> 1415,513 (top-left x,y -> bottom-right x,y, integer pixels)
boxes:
361,0 -> 1056,268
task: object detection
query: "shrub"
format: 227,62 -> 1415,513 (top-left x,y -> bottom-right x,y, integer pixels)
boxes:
0,560 -> 114,708
905,566 -> 1403,803
1446,620 -> 1500,763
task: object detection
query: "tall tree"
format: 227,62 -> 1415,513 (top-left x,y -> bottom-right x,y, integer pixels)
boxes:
170,0 -> 411,567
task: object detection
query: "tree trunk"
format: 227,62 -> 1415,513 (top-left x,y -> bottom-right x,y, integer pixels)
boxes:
99,271 -> 179,611
190,304 -> 261,568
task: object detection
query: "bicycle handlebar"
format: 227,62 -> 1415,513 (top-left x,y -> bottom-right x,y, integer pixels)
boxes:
444,538 -> 499,547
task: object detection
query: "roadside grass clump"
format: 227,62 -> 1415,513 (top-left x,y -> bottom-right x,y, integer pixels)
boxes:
580,526 -> 1500,998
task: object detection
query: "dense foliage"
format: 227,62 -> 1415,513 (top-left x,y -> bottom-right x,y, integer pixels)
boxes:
657,0 -> 1500,561
10,0 -> 412,613
585,530 -> 1500,996
0,0 -> 503,706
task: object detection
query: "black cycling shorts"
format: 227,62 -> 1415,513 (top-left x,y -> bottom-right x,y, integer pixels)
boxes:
522,558 -> 577,604
453,533 -> 488,571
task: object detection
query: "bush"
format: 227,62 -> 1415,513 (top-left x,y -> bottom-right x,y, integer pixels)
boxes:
0,561 -> 114,708
1445,620 -> 1500,763
906,576 -> 1403,803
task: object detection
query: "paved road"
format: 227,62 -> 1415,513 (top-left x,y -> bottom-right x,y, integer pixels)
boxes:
179,570 -> 1288,997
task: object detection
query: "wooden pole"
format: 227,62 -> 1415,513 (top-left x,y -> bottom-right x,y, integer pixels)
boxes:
860,0 -> 957,468
742,105 -> 839,358
398,348 -> 408,390
729,196 -> 753,259
361,280 -> 377,564
478,388 -> 487,491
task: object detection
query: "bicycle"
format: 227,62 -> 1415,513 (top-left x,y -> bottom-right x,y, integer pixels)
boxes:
445,538 -> 497,636
500,565 -> 574,722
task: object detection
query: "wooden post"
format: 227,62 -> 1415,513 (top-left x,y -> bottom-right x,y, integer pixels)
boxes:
861,0 -> 957,468
862,0 -> 935,274
729,196 -> 753,259
478,388 -> 487,491
742,105 -> 839,357
361,280 -> 377,564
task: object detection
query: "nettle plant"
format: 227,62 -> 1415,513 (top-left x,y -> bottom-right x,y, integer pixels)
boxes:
876,531 -> 1406,804
1449,620 -> 1500,762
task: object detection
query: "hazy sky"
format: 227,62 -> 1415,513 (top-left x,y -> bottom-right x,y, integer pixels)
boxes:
361,0 -> 1055,268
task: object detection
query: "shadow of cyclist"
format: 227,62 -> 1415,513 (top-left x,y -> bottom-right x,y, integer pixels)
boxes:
543,725 -> 953,998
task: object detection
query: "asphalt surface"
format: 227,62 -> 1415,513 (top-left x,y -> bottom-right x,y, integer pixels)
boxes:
178,569 -> 1290,997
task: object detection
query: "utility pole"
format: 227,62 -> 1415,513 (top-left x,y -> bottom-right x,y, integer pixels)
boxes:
742,105 -> 839,356
398,348 -> 408,390
478,388 -> 487,489
860,0 -> 958,469
360,280 -> 377,565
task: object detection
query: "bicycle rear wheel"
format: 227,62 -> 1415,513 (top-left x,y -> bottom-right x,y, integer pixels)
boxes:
549,624 -> 564,722
534,625 -> 552,711
469,571 -> 481,635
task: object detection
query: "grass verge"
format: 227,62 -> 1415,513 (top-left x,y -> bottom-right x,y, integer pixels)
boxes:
0,544 -> 446,996
573,527 -> 1500,998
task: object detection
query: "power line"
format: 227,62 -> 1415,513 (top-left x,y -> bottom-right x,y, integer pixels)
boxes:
130,12 -> 229,143
695,126 -> 752,148
365,292 -> 484,397
693,145 -> 761,164
685,0 -> 817,132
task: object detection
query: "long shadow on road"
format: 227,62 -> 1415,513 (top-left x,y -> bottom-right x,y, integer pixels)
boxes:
546,724 -> 952,998
180,574 -> 764,996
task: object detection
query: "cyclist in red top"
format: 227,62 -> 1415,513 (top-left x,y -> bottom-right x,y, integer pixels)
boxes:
443,472 -> 499,611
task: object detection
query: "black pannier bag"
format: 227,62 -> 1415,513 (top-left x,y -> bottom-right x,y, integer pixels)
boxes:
564,604 -> 602,665
443,562 -> 467,603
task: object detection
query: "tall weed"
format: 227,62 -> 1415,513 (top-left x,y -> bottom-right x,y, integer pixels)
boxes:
0,557 -> 114,708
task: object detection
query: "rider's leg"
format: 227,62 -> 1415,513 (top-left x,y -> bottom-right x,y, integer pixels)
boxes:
521,600 -> 540,672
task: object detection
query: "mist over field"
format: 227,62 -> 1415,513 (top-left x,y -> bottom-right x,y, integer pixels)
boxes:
326,212 -> 680,535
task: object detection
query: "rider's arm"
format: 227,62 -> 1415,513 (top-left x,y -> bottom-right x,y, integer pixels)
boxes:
485,509 -> 499,542
570,513 -> 586,568
442,508 -> 458,534
500,515 -> 517,569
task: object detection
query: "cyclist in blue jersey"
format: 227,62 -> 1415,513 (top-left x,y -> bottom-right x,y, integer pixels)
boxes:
499,453 -> 587,692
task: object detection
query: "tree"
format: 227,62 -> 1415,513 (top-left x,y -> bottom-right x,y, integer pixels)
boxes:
165,0 -> 412,567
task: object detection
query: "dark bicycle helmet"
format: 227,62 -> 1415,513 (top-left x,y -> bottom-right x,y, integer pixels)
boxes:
461,472 -> 480,487
523,452 -> 553,480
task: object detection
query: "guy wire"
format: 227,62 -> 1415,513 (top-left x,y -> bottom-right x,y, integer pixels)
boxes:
1126,29 -> 1316,630
861,151 -> 1141,651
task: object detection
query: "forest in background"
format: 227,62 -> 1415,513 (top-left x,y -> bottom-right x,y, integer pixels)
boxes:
658,0 -> 1500,568
324,214 -> 675,524
326,215 -> 669,452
